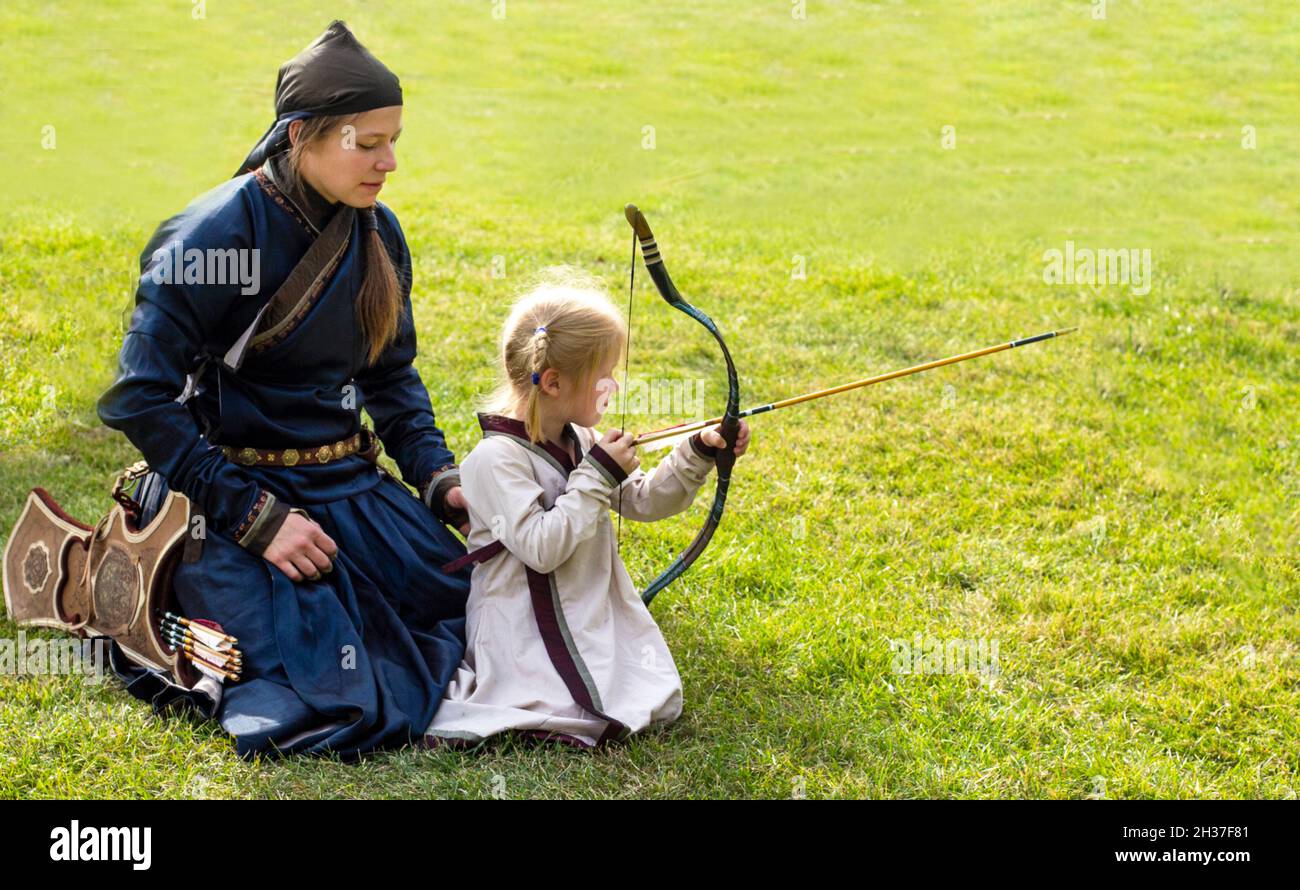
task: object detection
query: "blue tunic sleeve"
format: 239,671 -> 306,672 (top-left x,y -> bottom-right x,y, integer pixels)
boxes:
355,205 -> 460,515
96,186 -> 286,549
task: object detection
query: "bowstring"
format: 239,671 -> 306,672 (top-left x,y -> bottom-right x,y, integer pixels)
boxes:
618,229 -> 636,553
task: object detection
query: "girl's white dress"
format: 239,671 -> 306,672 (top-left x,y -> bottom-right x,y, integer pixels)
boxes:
425,413 -> 719,747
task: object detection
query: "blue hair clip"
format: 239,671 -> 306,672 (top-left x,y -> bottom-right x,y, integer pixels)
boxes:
531,372 -> 541,385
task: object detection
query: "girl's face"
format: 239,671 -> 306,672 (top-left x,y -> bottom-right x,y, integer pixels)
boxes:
295,105 -> 402,207
553,353 -> 620,429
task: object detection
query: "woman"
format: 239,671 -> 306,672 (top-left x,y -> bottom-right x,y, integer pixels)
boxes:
96,21 -> 470,759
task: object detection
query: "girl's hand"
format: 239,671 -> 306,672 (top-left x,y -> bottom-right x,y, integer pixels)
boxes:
264,511 -> 338,582
598,429 -> 641,474
701,419 -> 751,457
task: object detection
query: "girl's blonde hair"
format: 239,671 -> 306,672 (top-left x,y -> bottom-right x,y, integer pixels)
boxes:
481,267 -> 627,444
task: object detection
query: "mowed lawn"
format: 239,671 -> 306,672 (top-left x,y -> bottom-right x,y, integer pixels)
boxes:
0,1 -> 1295,798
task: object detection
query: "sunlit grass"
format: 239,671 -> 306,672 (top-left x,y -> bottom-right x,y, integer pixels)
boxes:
0,0 -> 1295,798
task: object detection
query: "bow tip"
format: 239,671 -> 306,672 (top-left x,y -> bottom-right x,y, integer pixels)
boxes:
624,204 -> 652,238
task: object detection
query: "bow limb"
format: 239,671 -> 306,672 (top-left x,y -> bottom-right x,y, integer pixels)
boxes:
624,204 -> 741,604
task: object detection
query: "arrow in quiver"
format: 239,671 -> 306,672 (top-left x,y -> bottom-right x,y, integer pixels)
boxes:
2,462 -> 237,689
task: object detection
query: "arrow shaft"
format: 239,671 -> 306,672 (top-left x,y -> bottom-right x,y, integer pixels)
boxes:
632,327 -> 1075,445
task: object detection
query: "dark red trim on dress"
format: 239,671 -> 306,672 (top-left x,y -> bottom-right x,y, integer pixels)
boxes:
585,443 -> 629,484
525,565 -> 628,746
440,539 -> 505,574
477,412 -> 527,437
541,433 -> 579,474
477,413 -> 582,475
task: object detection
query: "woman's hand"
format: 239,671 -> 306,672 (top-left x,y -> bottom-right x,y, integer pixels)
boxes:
701,419 -> 751,457
443,485 -> 471,535
598,429 -> 641,475
263,511 -> 338,582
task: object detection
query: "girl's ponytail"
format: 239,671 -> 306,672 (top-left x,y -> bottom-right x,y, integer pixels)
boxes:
524,326 -> 551,442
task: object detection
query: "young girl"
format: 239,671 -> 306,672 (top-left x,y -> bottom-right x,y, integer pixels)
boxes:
426,274 -> 751,748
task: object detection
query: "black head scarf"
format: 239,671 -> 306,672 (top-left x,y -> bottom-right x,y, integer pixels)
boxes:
234,20 -> 402,178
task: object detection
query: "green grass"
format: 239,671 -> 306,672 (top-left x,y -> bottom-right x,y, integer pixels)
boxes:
0,0 -> 1296,798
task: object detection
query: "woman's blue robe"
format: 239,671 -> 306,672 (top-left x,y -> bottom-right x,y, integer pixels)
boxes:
96,160 -> 469,760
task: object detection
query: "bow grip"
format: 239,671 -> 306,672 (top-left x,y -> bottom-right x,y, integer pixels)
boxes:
713,413 -> 741,472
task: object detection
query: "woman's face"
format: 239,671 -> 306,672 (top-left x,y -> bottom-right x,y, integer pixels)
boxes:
294,105 -> 402,207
